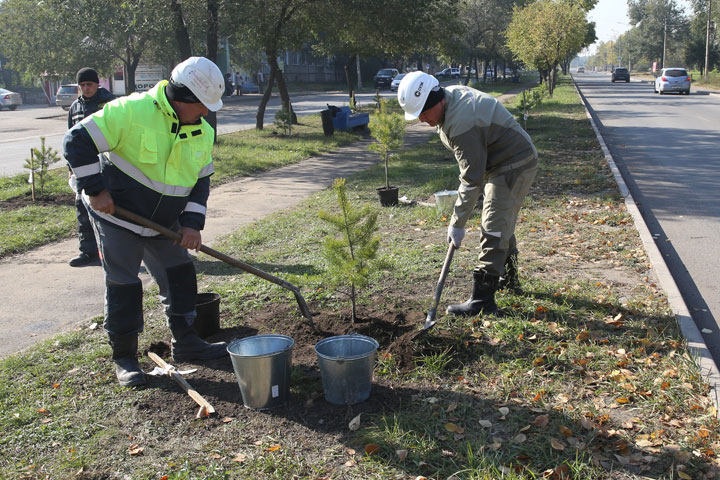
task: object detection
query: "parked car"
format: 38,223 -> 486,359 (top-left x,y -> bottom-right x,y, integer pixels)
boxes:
654,68 -> 691,95
240,82 -> 260,94
390,73 -> 407,92
56,84 -> 79,110
0,88 -> 22,111
434,68 -> 461,79
611,67 -> 630,82
576,66 -> 585,73
373,68 -> 399,89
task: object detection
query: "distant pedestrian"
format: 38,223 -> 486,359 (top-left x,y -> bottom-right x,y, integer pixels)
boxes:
66,67 -> 115,267
234,71 -> 242,96
398,71 -> 538,316
257,70 -> 264,94
224,72 -> 234,97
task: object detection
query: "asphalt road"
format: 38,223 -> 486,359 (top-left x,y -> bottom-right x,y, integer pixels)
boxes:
574,71 -> 720,364
0,89 -> 397,177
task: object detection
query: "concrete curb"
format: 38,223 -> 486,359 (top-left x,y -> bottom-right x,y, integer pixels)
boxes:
572,79 -> 720,416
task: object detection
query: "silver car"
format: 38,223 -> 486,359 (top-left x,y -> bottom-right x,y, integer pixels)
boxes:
390,73 -> 406,92
0,88 -> 22,111
654,68 -> 691,95
56,84 -> 79,110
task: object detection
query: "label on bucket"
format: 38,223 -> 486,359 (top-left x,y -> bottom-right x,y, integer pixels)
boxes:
272,385 -> 279,398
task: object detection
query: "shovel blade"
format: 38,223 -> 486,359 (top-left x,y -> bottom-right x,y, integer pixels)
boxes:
423,309 -> 437,330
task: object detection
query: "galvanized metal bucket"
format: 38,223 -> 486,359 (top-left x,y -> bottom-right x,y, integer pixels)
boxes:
314,334 -> 379,405
227,334 -> 294,409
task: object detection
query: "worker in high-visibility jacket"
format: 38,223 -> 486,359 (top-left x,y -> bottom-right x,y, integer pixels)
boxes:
64,57 -> 228,387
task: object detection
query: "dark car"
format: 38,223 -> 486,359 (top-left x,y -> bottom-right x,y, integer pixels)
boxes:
611,67 -> 630,83
373,68 -> 399,89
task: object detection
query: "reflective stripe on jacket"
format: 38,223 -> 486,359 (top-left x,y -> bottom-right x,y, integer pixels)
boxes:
437,86 -> 537,228
63,80 -> 214,233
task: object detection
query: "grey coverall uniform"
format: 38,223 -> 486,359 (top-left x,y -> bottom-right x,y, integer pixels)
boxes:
439,86 -> 538,276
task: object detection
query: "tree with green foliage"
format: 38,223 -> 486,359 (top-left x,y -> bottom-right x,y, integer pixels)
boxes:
368,99 -> 405,190
318,178 -> 381,325
274,108 -> 293,136
506,0 -> 588,94
24,137 -> 60,201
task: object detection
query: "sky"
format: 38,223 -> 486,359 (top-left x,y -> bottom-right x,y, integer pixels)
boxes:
587,0 -> 691,55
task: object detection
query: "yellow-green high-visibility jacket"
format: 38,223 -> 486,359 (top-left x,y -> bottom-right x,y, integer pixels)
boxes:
63,80 -> 215,235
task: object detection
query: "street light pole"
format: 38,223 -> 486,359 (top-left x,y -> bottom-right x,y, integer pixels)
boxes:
662,18 -> 668,69
705,0 -> 713,76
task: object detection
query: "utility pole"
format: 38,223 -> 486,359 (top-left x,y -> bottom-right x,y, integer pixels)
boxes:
705,0 -> 713,76
662,18 -> 668,69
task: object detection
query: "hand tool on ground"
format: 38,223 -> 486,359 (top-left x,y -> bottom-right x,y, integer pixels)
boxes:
147,351 -> 215,418
114,206 -> 313,326
423,243 -> 455,330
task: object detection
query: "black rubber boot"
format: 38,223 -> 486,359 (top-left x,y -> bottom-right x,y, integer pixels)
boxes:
108,334 -> 146,387
169,317 -> 227,362
498,249 -> 520,291
446,269 -> 499,316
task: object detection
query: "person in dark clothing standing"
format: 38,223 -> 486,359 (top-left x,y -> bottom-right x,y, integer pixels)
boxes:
67,67 -> 115,267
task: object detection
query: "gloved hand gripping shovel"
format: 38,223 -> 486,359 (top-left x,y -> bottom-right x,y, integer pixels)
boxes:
424,243 -> 455,330
114,206 -> 313,327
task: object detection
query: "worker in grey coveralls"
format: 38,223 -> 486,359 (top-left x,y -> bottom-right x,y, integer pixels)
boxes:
397,71 -> 538,316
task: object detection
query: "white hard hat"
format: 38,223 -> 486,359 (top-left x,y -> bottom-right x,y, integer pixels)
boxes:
170,57 -> 224,112
397,71 -> 439,120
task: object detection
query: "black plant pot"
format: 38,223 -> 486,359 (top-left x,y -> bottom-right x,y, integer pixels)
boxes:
376,186 -> 399,207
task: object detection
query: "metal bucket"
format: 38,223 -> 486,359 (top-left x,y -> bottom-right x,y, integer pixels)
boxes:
434,190 -> 458,214
227,334 -> 294,409
314,334 -> 379,405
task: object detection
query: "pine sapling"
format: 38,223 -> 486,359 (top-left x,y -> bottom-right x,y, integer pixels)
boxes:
24,136 -> 60,200
318,178 -> 380,326
274,107 -> 293,136
368,99 -> 405,190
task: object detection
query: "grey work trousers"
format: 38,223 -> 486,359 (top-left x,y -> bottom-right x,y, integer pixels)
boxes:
477,165 -> 538,276
90,218 -> 197,336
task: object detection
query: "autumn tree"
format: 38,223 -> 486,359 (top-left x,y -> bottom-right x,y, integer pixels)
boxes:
506,0 -> 588,94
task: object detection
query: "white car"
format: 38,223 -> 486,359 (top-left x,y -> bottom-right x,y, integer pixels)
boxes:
390,73 -> 406,92
654,68 -> 691,95
0,88 -> 22,111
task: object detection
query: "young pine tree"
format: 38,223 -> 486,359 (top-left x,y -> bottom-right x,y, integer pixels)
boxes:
24,136 -> 60,200
274,107 -> 293,136
318,178 -> 380,326
368,99 -> 405,190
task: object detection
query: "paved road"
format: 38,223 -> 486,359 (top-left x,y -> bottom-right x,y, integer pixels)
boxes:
0,90 -> 397,177
574,71 -> 720,364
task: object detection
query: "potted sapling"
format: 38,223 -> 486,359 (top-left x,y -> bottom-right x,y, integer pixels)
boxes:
368,99 -> 405,207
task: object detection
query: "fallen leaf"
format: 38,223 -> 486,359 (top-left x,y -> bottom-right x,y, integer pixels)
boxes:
344,459 -> 356,467
559,425 -> 573,437
36,408 -> 50,416
396,449 -> 408,461
446,402 -> 458,413
616,397 -> 631,404
514,433 -> 527,443
345,448 -> 356,455
677,471 -> 692,479
532,415 -> 550,427
445,423 -> 465,434
499,407 -> 510,418
221,417 -> 233,423
209,453 -> 221,459
365,444 -> 380,455
479,419 -> 493,428
52,383 -> 60,389
348,413 -> 361,431
128,443 -> 144,456
550,438 -> 566,451
266,444 -> 281,452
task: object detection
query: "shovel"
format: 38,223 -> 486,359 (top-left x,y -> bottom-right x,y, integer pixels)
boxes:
114,206 -> 313,327
424,243 -> 455,330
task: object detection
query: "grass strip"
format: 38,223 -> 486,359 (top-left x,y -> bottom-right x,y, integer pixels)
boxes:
1,75 -> 718,479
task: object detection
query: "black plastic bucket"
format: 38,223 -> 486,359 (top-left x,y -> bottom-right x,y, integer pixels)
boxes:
193,292 -> 220,338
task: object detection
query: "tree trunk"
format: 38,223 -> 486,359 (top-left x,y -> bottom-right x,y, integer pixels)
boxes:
205,0 -> 219,62
344,54 -> 356,104
124,50 -> 142,94
170,0 -> 192,59
256,67 -> 278,130
268,54 -> 297,124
